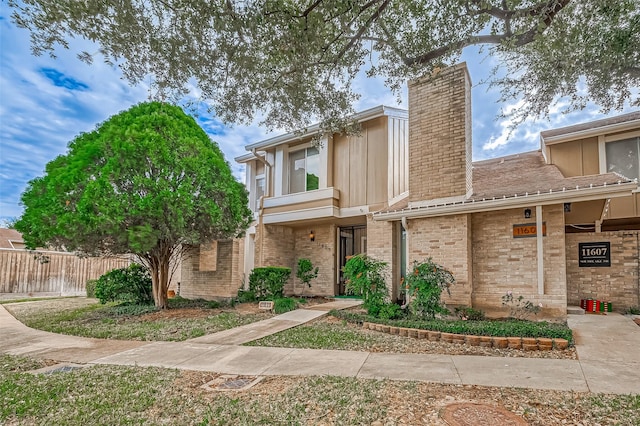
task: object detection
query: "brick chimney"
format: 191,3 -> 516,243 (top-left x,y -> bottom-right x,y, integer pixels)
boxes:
408,63 -> 472,203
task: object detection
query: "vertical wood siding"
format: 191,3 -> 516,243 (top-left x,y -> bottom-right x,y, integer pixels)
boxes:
0,249 -> 130,295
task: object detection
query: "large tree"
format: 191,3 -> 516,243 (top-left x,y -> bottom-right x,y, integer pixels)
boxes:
9,0 -> 639,132
15,102 -> 252,308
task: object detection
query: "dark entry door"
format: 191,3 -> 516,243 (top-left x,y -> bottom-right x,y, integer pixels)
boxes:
337,225 -> 367,295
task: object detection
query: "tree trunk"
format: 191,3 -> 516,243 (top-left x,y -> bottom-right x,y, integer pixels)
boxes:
148,242 -> 173,309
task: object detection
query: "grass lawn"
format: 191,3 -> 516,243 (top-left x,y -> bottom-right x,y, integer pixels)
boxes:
1,354 -> 638,425
4,297 -> 273,341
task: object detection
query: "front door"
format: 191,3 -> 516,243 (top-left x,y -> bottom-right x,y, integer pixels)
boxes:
337,225 -> 367,295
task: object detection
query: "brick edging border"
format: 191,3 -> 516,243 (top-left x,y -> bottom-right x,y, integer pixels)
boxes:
362,322 -> 569,351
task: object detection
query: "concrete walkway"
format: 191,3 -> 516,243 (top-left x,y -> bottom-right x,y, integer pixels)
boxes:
188,299 -> 363,345
1,302 -> 638,395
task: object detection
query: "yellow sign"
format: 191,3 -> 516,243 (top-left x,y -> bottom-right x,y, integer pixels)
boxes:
513,223 -> 547,238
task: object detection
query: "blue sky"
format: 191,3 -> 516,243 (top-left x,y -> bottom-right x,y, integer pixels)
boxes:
0,6 -> 636,224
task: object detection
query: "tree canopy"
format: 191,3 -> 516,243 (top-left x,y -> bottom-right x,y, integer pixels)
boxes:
15,102 -> 252,308
9,0 -> 639,133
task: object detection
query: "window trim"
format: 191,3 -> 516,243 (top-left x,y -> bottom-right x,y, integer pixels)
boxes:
287,144 -> 320,194
598,130 -> 640,176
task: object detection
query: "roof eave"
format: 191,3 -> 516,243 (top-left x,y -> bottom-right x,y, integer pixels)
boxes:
540,118 -> 640,146
244,105 -> 408,152
373,182 -> 639,221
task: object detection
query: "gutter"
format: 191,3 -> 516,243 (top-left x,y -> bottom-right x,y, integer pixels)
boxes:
373,181 -> 638,221
244,105 -> 408,152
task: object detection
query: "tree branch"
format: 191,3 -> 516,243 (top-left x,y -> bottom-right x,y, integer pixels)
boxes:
405,0 -> 571,67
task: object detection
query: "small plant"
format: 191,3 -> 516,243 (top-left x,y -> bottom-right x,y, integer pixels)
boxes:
296,258 -> 319,296
85,279 -> 97,298
501,291 -> 542,320
237,289 -> 257,303
248,266 -> 291,299
342,254 -> 389,316
94,264 -> 153,305
403,258 -> 454,320
623,306 -> 640,315
273,297 -> 298,314
377,303 -> 405,320
454,306 -> 485,321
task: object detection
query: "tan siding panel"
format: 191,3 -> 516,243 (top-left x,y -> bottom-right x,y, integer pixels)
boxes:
607,196 -> 636,219
349,133 -> 367,207
333,134 -> 350,208
367,117 -> 388,205
549,141 -> 583,176
581,137 -> 600,175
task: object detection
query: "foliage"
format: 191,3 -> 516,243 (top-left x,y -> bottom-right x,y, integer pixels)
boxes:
404,259 -> 454,319
502,291 -> 542,320
94,264 -> 153,305
342,255 -> 389,316
623,306 -> 640,315
329,310 -> 573,342
273,297 -> 298,314
85,279 -> 97,298
454,306 -> 486,321
237,289 -> 257,303
14,102 -> 252,309
377,303 -> 405,320
9,1 -> 639,133
296,258 -> 319,290
166,296 -> 220,309
248,267 -> 291,300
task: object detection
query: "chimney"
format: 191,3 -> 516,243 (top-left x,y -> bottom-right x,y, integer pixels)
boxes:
408,63 -> 472,203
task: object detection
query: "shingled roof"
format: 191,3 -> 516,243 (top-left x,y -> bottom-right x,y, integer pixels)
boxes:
374,151 -> 637,219
0,228 -> 25,249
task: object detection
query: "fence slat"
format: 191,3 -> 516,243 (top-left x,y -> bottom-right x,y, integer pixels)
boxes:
0,249 -> 130,296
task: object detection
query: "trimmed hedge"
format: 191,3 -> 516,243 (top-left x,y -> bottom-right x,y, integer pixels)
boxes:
249,266 -> 291,299
94,264 -> 153,305
330,310 -> 573,343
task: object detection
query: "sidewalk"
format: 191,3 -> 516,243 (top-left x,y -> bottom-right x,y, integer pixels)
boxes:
1,302 -> 638,395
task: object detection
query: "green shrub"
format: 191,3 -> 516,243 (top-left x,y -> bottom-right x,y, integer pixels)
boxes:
248,267 -> 291,299
404,258 -> 454,319
454,306 -> 485,321
377,303 -> 405,320
329,310 -> 573,343
110,304 -> 158,316
94,264 -> 153,305
273,297 -> 298,314
343,254 -> 389,316
237,289 -> 257,303
296,258 -> 319,295
623,306 -> 640,315
85,279 -> 97,298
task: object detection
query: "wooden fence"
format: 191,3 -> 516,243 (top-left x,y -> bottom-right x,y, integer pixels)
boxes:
0,249 -> 130,296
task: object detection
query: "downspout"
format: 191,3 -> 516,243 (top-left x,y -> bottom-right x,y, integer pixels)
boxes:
251,149 -> 272,267
401,216 -> 410,306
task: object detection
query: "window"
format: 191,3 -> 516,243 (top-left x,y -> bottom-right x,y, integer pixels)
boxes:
606,137 -> 640,180
288,146 -> 319,193
255,175 -> 265,210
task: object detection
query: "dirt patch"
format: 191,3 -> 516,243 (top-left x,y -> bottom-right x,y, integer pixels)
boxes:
634,318 -> 640,327
441,402 -> 528,425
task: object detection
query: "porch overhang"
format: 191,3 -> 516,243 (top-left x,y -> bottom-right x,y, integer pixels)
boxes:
373,181 -> 639,221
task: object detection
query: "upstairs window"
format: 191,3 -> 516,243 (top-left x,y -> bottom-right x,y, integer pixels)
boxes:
289,146 -> 319,193
255,175 -> 265,210
606,137 -> 640,180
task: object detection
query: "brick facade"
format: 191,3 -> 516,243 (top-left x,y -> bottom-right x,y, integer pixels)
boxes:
180,239 -> 244,300
408,214 -> 473,306
566,230 -> 640,311
289,224 -> 337,296
408,63 -> 472,202
471,205 -> 567,317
